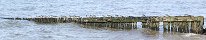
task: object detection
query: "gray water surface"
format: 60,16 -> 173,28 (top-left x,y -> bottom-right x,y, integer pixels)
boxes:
0,0 -> 206,40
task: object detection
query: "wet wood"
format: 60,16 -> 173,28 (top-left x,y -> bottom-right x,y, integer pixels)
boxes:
1,15 -> 204,34
162,16 -> 204,34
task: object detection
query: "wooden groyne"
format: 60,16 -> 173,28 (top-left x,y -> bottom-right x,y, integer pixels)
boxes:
81,23 -> 137,29
2,16 -> 75,23
142,16 -> 204,33
1,15 -> 204,34
162,16 -> 204,33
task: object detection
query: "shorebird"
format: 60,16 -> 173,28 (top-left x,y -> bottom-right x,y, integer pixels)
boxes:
115,15 -> 119,17
89,15 -> 93,18
142,14 -> 146,17
184,14 -> 192,16
165,14 -> 170,16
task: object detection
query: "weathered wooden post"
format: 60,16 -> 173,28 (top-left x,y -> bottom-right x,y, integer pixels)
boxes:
142,22 -> 147,28
185,22 -> 190,33
141,16 -> 160,30
190,16 -> 204,33
178,22 -> 184,33
141,17 -> 149,28
172,22 -> 177,32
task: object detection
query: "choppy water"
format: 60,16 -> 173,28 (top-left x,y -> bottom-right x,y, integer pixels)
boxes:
0,0 -> 206,40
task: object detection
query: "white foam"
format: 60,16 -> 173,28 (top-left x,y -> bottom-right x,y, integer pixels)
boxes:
182,33 -> 198,37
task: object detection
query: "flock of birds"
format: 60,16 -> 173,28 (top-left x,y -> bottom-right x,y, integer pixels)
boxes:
0,14 -> 193,19
35,15 -> 134,18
